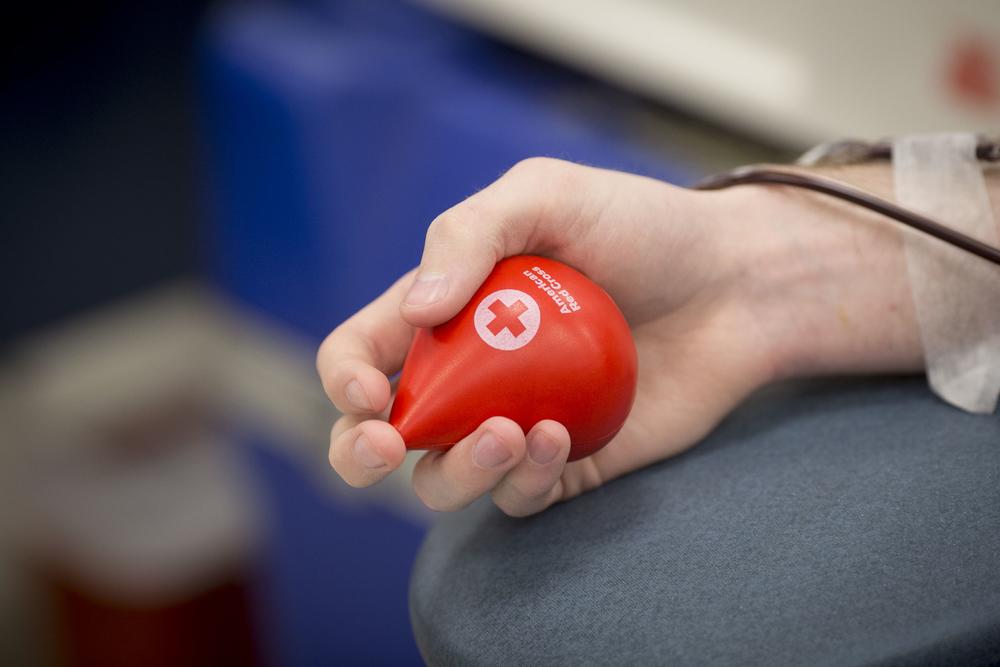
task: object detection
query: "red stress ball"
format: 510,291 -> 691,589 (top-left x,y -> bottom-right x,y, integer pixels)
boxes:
389,255 -> 638,461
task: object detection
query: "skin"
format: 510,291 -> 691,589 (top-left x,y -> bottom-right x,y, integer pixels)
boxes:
317,157 -> 998,517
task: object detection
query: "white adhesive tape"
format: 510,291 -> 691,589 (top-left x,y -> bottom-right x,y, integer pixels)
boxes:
894,133 -> 1000,414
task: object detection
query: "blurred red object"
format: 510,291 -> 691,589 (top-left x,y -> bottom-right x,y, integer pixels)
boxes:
19,385 -> 263,666
947,36 -> 999,108
45,568 -> 258,667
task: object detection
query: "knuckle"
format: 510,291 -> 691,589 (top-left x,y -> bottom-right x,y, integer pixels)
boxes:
424,204 -> 506,267
509,156 -> 563,178
492,492 -> 534,518
316,333 -> 340,380
504,476 -> 545,502
491,478 -> 547,518
425,209 -> 474,245
328,426 -> 345,463
497,503 -> 529,519
412,476 -> 453,512
329,416 -> 354,442
328,433 -> 349,468
317,328 -> 351,384
560,458 -> 603,499
506,157 -> 584,208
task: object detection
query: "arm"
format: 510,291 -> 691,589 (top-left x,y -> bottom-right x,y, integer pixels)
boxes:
728,162 -> 998,380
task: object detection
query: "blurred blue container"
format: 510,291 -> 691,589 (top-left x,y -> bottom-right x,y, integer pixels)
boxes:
199,0 -> 690,341
198,1 -> 691,663
242,437 -> 427,665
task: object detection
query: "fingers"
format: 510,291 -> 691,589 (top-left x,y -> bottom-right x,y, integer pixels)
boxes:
329,417 -> 408,488
490,420 -> 572,517
317,271 -> 416,415
400,157 -> 596,328
411,417 -> 527,512
409,418 -> 572,516
334,411 -> 574,515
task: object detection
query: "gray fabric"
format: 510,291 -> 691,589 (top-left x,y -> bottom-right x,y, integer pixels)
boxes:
409,377 -> 1000,666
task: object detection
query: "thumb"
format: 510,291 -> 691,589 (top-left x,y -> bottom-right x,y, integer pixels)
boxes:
400,158 -> 585,328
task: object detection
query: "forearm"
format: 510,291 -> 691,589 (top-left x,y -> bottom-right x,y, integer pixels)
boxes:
706,163 -> 999,384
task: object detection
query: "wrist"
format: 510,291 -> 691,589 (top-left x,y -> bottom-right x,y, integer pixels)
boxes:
706,165 -> 924,384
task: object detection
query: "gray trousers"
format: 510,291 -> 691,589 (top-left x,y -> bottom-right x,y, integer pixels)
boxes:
410,377 -> 1000,666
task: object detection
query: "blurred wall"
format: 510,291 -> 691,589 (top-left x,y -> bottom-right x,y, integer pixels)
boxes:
1,2 -> 206,343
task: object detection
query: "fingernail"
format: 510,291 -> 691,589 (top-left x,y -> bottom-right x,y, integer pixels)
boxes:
404,273 -> 448,307
345,380 -> 372,411
527,431 -> 560,465
473,431 -> 511,469
353,433 -> 386,469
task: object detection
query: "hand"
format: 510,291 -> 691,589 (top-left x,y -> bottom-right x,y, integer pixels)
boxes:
317,158 -> 922,516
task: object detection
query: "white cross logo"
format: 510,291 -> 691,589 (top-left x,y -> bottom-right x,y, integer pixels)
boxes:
473,289 -> 541,350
